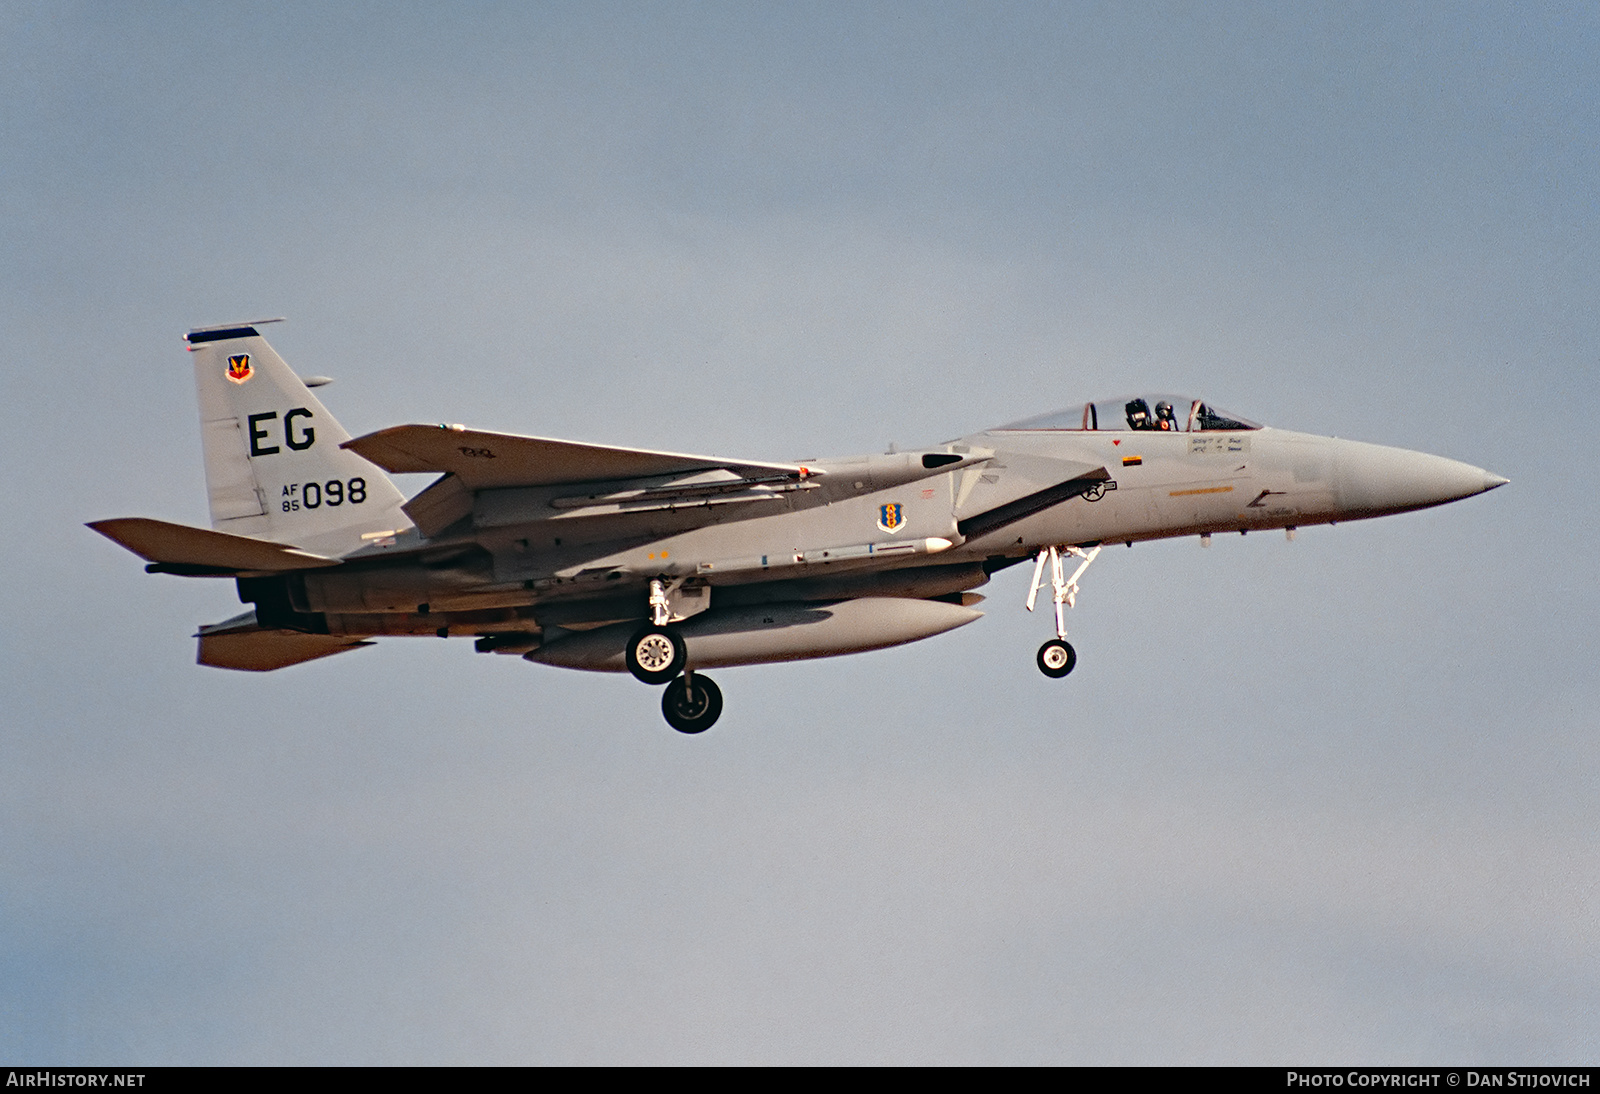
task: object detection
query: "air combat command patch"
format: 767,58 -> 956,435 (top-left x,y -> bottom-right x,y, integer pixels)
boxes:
226,354 -> 253,384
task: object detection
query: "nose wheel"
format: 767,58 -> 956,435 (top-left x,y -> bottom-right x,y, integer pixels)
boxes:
1037,639 -> 1076,677
662,671 -> 723,734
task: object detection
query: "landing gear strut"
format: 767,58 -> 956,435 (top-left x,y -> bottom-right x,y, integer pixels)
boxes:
1026,544 -> 1100,678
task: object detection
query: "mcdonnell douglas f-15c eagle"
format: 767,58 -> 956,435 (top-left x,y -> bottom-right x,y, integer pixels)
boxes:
90,321 -> 1508,733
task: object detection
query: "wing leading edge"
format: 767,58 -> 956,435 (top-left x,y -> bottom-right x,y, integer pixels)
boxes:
342,424 -> 813,490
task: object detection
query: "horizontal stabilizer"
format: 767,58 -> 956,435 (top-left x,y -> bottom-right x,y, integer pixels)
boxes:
343,424 -> 811,490
87,517 -> 340,574
197,614 -> 373,671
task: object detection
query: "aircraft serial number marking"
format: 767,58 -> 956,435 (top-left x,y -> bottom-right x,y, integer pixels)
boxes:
281,478 -> 367,512
458,447 -> 496,458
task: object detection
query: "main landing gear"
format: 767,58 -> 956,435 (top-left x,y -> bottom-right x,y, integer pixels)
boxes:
625,624 -> 685,684
1025,544 -> 1100,679
627,579 -> 723,733
661,670 -> 723,734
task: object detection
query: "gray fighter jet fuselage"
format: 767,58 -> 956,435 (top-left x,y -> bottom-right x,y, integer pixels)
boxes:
90,324 -> 1507,732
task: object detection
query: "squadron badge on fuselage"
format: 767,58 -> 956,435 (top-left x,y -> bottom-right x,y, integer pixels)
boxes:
877,502 -> 906,533
225,354 -> 253,384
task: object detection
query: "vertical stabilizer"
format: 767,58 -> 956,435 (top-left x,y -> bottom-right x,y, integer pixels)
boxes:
187,322 -> 409,556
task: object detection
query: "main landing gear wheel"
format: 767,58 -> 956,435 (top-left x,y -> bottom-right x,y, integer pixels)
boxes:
625,625 -> 686,685
662,673 -> 723,734
1036,638 -> 1077,678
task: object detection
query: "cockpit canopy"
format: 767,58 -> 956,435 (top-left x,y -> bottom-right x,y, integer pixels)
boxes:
998,394 -> 1260,433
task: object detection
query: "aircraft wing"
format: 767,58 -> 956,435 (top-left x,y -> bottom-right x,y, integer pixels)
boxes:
87,517 -> 340,575
342,425 -> 811,490
196,610 -> 372,671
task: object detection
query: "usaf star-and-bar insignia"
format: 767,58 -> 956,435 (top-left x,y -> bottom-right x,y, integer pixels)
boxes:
877,502 -> 905,533
226,354 -> 253,384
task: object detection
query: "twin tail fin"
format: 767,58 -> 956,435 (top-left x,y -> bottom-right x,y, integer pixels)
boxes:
186,321 -> 409,557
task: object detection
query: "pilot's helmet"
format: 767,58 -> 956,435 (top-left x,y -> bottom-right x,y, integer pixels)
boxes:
1154,400 -> 1176,429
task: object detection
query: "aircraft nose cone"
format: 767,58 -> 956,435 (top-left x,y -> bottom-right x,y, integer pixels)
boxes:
1332,438 -> 1507,518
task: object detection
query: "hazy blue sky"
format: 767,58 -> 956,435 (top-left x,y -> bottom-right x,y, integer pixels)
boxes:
3,1 -> 1596,1063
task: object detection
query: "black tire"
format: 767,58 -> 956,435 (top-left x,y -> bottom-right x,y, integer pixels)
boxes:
662,674 -> 723,734
625,625 -> 686,685
1036,638 -> 1076,678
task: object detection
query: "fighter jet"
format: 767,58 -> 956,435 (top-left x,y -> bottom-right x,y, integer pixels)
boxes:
90,321 -> 1508,733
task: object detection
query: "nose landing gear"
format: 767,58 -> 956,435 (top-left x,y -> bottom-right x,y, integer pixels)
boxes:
1026,544 -> 1100,678
1036,638 -> 1077,678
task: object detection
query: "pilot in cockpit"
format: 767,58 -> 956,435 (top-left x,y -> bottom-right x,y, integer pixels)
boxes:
1154,400 -> 1178,431
1125,398 -> 1153,430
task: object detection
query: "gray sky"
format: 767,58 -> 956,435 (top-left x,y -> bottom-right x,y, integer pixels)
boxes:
3,1 -> 1596,1064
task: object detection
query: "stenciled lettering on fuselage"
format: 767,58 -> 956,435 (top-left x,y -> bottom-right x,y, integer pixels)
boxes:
1189,434 -> 1250,456
279,478 -> 367,512
877,502 -> 906,533
246,409 -> 315,457
225,354 -> 253,383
